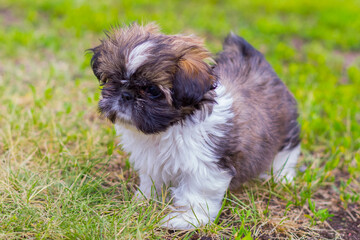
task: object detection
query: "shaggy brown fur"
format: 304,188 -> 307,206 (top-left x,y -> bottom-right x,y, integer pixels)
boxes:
90,23 -> 216,134
91,23 -> 214,104
214,34 -> 300,188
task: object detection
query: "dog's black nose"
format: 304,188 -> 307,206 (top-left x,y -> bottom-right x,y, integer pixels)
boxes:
121,91 -> 133,101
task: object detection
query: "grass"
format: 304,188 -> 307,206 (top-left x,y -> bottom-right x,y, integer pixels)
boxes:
0,0 -> 359,239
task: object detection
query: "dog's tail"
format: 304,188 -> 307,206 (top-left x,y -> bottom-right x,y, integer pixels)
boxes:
215,33 -> 274,82
222,32 -> 261,58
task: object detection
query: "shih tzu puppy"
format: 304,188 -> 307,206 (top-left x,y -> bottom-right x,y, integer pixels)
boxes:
90,23 -> 300,230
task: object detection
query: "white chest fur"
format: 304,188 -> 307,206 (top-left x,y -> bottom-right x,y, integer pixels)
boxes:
115,84 -> 234,186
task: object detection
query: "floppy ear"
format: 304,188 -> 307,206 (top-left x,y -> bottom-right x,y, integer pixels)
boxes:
90,46 -> 103,81
172,46 -> 215,108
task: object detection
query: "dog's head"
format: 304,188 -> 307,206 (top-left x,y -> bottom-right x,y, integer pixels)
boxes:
90,23 -> 216,134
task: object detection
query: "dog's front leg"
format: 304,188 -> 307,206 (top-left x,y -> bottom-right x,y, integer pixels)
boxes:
162,169 -> 232,230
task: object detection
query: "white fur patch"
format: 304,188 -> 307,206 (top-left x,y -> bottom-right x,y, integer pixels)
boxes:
126,41 -> 154,77
115,84 -> 234,229
260,143 -> 300,183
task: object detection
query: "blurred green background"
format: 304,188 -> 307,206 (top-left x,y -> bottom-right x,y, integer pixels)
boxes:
0,0 -> 359,239
1,0 -> 359,151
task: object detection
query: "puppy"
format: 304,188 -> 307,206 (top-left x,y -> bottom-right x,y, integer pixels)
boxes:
90,23 -> 300,230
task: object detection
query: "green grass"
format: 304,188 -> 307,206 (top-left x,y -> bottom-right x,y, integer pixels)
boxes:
0,0 -> 359,239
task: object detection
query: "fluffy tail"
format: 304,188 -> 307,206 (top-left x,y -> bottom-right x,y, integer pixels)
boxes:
215,33 -> 273,84
222,32 -> 261,58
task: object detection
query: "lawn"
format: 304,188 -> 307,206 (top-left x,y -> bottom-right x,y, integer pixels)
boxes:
0,0 -> 359,239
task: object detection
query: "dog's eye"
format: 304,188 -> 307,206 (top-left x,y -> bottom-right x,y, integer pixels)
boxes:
145,85 -> 162,99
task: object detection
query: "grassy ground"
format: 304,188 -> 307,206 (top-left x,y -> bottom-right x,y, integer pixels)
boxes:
1,0 -> 360,239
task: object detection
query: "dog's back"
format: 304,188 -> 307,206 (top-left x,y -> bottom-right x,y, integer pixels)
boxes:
214,33 -> 301,187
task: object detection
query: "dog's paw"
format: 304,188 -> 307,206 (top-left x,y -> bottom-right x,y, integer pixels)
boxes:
278,169 -> 296,183
161,210 -> 210,230
259,169 -> 295,184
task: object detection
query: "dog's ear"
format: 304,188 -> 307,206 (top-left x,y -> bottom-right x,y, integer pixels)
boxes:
172,44 -> 215,109
90,46 -> 103,81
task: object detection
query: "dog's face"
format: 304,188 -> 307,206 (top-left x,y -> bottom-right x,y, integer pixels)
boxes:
90,23 -> 216,134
